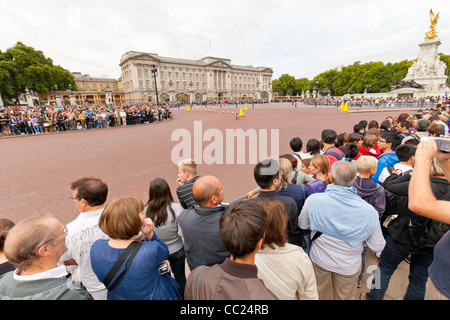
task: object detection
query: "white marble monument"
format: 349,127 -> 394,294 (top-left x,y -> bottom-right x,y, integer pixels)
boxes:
402,37 -> 448,92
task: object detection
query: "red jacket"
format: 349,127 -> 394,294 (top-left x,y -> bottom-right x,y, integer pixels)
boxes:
356,146 -> 378,159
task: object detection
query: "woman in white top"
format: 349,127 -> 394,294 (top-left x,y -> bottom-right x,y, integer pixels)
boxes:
255,200 -> 318,300
144,178 -> 185,298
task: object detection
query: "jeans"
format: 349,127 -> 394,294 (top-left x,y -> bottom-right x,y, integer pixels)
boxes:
366,235 -> 434,300
169,246 -> 186,298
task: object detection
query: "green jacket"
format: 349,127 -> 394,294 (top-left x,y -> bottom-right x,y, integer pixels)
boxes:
0,271 -> 93,300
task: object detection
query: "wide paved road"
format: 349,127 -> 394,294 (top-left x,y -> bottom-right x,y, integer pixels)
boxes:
1,102 -> 404,225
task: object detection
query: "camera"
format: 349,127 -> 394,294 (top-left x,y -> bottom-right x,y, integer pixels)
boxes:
435,137 -> 450,153
420,136 -> 450,153
158,261 -> 169,275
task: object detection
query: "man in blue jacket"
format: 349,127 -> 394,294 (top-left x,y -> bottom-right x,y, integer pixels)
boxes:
371,132 -> 402,184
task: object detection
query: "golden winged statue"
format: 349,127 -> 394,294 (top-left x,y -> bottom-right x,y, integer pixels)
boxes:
425,9 -> 440,40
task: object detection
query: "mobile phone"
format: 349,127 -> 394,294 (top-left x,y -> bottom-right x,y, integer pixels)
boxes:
158,262 -> 169,275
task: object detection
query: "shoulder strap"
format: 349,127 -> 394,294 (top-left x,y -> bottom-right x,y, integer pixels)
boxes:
255,255 -> 296,298
325,151 -> 343,160
311,231 -> 322,241
192,265 -> 208,300
292,170 -> 299,184
102,241 -> 143,291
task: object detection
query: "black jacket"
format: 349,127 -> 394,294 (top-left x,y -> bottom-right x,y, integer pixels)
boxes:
253,190 -> 302,245
384,172 -> 450,250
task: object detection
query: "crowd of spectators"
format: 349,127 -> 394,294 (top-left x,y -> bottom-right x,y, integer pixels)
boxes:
0,102 -> 173,136
287,94 -> 450,108
0,104 -> 449,301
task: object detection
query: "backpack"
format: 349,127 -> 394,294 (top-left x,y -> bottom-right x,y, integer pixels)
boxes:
384,174 -> 450,249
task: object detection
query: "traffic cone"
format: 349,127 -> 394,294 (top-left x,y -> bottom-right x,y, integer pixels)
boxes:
343,103 -> 349,112
186,106 -> 190,112
222,109 -> 224,114
244,103 -> 248,111
227,110 -> 229,115
239,107 -> 244,117
340,101 -> 344,110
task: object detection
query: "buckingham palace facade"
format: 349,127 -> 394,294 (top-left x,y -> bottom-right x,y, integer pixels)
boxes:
119,51 -> 273,103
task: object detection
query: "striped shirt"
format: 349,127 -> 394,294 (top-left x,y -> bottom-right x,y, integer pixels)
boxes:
299,198 -> 386,275
176,176 -> 201,209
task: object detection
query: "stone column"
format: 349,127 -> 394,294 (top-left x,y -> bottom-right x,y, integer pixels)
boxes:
25,88 -> 34,107
70,93 -> 77,106
105,90 -> 113,104
56,94 -> 63,107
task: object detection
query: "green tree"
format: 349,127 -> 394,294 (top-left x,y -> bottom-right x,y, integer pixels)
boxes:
439,53 -> 450,74
273,53 -> 447,97
0,42 -> 77,102
294,78 -> 310,96
272,74 -> 296,96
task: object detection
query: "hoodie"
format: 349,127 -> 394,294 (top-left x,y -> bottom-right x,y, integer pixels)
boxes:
371,152 -> 399,185
353,176 -> 386,218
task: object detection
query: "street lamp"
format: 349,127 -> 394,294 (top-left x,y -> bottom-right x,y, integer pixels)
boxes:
314,80 -> 319,107
151,65 -> 159,106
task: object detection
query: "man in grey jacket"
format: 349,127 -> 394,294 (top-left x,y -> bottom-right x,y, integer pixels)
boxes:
0,214 -> 92,300
178,175 -> 229,271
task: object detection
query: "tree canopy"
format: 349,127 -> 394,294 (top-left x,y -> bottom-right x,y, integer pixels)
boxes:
273,55 -> 449,97
0,42 -> 77,102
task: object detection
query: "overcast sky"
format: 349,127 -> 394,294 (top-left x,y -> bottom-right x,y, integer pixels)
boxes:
1,0 -> 450,80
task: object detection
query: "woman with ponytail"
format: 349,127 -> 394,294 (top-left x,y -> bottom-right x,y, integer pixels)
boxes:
305,155 -> 333,196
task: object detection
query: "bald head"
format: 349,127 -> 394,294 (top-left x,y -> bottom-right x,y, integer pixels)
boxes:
5,214 -> 65,272
192,175 -> 224,207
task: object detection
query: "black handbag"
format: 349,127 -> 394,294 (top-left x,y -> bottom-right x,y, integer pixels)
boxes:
102,241 -> 143,291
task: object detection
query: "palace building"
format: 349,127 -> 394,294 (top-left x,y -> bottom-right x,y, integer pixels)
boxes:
35,52 -> 273,106
119,51 -> 273,103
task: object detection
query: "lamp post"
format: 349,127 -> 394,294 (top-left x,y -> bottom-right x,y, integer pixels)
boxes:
151,65 -> 159,106
314,80 -> 319,108
168,80 -> 174,103
55,84 -> 62,108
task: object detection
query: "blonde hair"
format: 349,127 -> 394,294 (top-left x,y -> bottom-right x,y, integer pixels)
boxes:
99,196 -> 144,240
356,156 -> 378,174
177,158 -> 198,176
279,158 -> 294,189
430,157 -> 444,177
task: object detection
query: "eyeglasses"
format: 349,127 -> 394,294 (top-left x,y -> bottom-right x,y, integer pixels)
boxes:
378,139 -> 387,143
70,196 -> 81,200
44,226 -> 68,245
